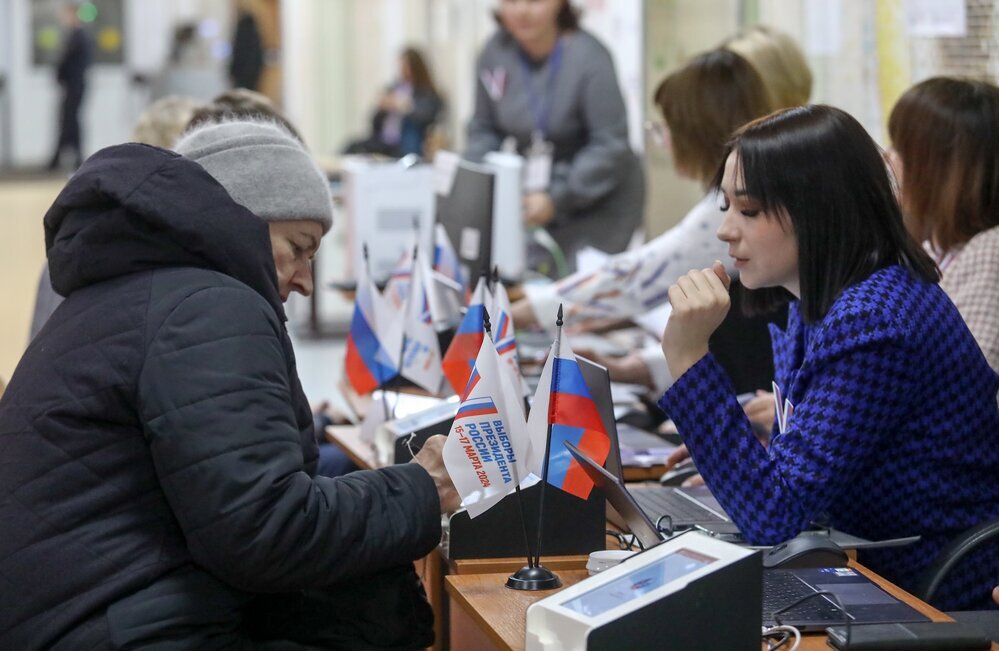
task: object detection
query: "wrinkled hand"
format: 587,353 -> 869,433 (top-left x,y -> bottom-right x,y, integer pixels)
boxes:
412,435 -> 461,514
510,298 -> 539,329
661,262 -> 731,380
575,348 -> 654,390
523,192 -> 556,227
566,317 -> 631,335
743,390 -> 775,435
663,444 -> 690,471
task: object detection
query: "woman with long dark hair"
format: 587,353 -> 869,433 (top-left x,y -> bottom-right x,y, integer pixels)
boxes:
658,105 -> 999,610
346,46 -> 443,158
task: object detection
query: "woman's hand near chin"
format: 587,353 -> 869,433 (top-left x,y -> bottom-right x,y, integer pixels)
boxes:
661,261 -> 731,380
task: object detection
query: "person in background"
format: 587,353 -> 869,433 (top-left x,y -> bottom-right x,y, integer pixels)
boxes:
131,95 -> 205,148
659,105 -> 999,611
229,0 -> 264,91
721,25 -> 812,109
190,87 -> 304,141
47,3 -> 92,171
30,94 -> 207,341
513,48 -> 776,395
0,119 -> 457,649
345,47 -> 444,158
465,0 -> 644,275
888,77 -> 999,374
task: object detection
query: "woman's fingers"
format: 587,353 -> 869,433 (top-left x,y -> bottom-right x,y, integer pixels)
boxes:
711,260 -> 732,291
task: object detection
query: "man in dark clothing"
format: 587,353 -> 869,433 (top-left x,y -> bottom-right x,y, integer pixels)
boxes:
47,5 -> 91,170
229,8 -> 264,90
0,119 -> 457,649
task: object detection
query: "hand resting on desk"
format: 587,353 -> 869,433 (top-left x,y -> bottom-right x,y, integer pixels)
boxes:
574,348 -> 654,390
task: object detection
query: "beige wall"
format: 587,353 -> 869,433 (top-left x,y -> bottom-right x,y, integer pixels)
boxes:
0,180 -> 59,383
644,0 -> 739,238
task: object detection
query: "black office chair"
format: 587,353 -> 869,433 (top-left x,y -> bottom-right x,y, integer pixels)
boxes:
915,516 -> 999,605
914,516 -> 999,642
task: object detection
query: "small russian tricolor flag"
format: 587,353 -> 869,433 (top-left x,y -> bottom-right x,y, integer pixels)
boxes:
456,397 -> 499,420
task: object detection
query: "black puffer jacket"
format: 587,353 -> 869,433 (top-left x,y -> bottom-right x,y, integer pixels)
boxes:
0,144 -> 441,649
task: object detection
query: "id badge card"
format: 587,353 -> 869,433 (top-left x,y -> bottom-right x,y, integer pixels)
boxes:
523,131 -> 553,192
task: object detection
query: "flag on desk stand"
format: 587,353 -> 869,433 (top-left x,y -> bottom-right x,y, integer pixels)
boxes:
383,245 -> 415,312
358,391 -> 389,444
426,268 -> 465,332
432,223 -> 467,295
345,250 -> 400,396
526,307 -> 611,500
490,275 -> 529,403
442,276 -> 492,395
443,312 -> 530,518
399,248 -> 444,394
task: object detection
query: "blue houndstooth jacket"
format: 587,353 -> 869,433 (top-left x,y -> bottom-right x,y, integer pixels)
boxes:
659,265 -> 999,611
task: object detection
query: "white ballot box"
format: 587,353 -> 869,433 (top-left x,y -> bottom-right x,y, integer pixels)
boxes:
526,532 -> 761,651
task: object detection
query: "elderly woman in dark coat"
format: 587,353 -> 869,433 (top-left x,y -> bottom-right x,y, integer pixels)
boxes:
0,119 -> 457,650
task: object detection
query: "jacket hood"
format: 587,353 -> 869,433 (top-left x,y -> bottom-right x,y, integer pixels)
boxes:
44,143 -> 285,320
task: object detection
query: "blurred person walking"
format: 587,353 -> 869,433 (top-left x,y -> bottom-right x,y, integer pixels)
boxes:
230,1 -> 264,91
47,3 -> 91,171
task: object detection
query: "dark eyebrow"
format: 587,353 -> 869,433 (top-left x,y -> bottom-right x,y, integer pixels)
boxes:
733,188 -> 750,197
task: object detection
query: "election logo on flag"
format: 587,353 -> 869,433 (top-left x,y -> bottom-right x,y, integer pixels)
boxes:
384,246 -> 415,312
399,249 -> 444,394
456,396 -> 499,420
345,260 -> 400,395
432,223 -> 466,292
491,281 -> 529,400
443,336 -> 530,518
527,329 -> 610,500
442,277 -> 492,395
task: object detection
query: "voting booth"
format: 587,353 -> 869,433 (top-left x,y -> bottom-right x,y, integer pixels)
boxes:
525,532 -> 761,650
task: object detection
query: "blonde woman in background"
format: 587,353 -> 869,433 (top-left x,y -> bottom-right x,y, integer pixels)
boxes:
130,95 -> 205,148
513,26 -> 811,395
721,25 -> 813,109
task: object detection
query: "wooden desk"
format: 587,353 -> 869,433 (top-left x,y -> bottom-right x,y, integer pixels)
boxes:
445,562 -> 997,651
324,425 -> 378,470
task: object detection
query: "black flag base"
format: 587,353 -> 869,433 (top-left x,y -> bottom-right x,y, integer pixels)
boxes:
506,564 -> 562,591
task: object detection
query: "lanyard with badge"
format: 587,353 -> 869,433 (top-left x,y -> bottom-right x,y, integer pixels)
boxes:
520,38 -> 563,193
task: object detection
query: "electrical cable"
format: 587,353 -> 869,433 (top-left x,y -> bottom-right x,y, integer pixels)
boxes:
773,589 -> 850,648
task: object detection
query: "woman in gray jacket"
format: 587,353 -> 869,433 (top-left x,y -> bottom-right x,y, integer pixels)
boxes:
465,0 -> 644,276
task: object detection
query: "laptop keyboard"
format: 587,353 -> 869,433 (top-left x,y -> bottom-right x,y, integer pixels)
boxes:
763,571 -> 847,625
631,487 -> 727,524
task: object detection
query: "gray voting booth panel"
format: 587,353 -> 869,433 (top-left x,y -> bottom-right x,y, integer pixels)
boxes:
585,550 -> 762,651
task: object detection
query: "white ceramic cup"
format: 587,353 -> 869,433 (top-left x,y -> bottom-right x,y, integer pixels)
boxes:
586,549 -> 637,575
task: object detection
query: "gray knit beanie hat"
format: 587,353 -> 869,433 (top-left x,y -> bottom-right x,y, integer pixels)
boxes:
174,119 -> 332,233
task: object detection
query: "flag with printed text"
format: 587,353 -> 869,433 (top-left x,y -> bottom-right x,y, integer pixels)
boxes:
399,251 -> 444,394
443,335 -> 530,517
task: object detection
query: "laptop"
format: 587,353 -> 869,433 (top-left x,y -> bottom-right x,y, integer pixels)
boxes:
576,357 -> 729,528
762,567 -> 930,630
564,440 -> 931,631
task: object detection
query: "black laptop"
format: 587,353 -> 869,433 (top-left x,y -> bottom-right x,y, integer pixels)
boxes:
576,357 -> 730,528
564,440 -> 931,631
